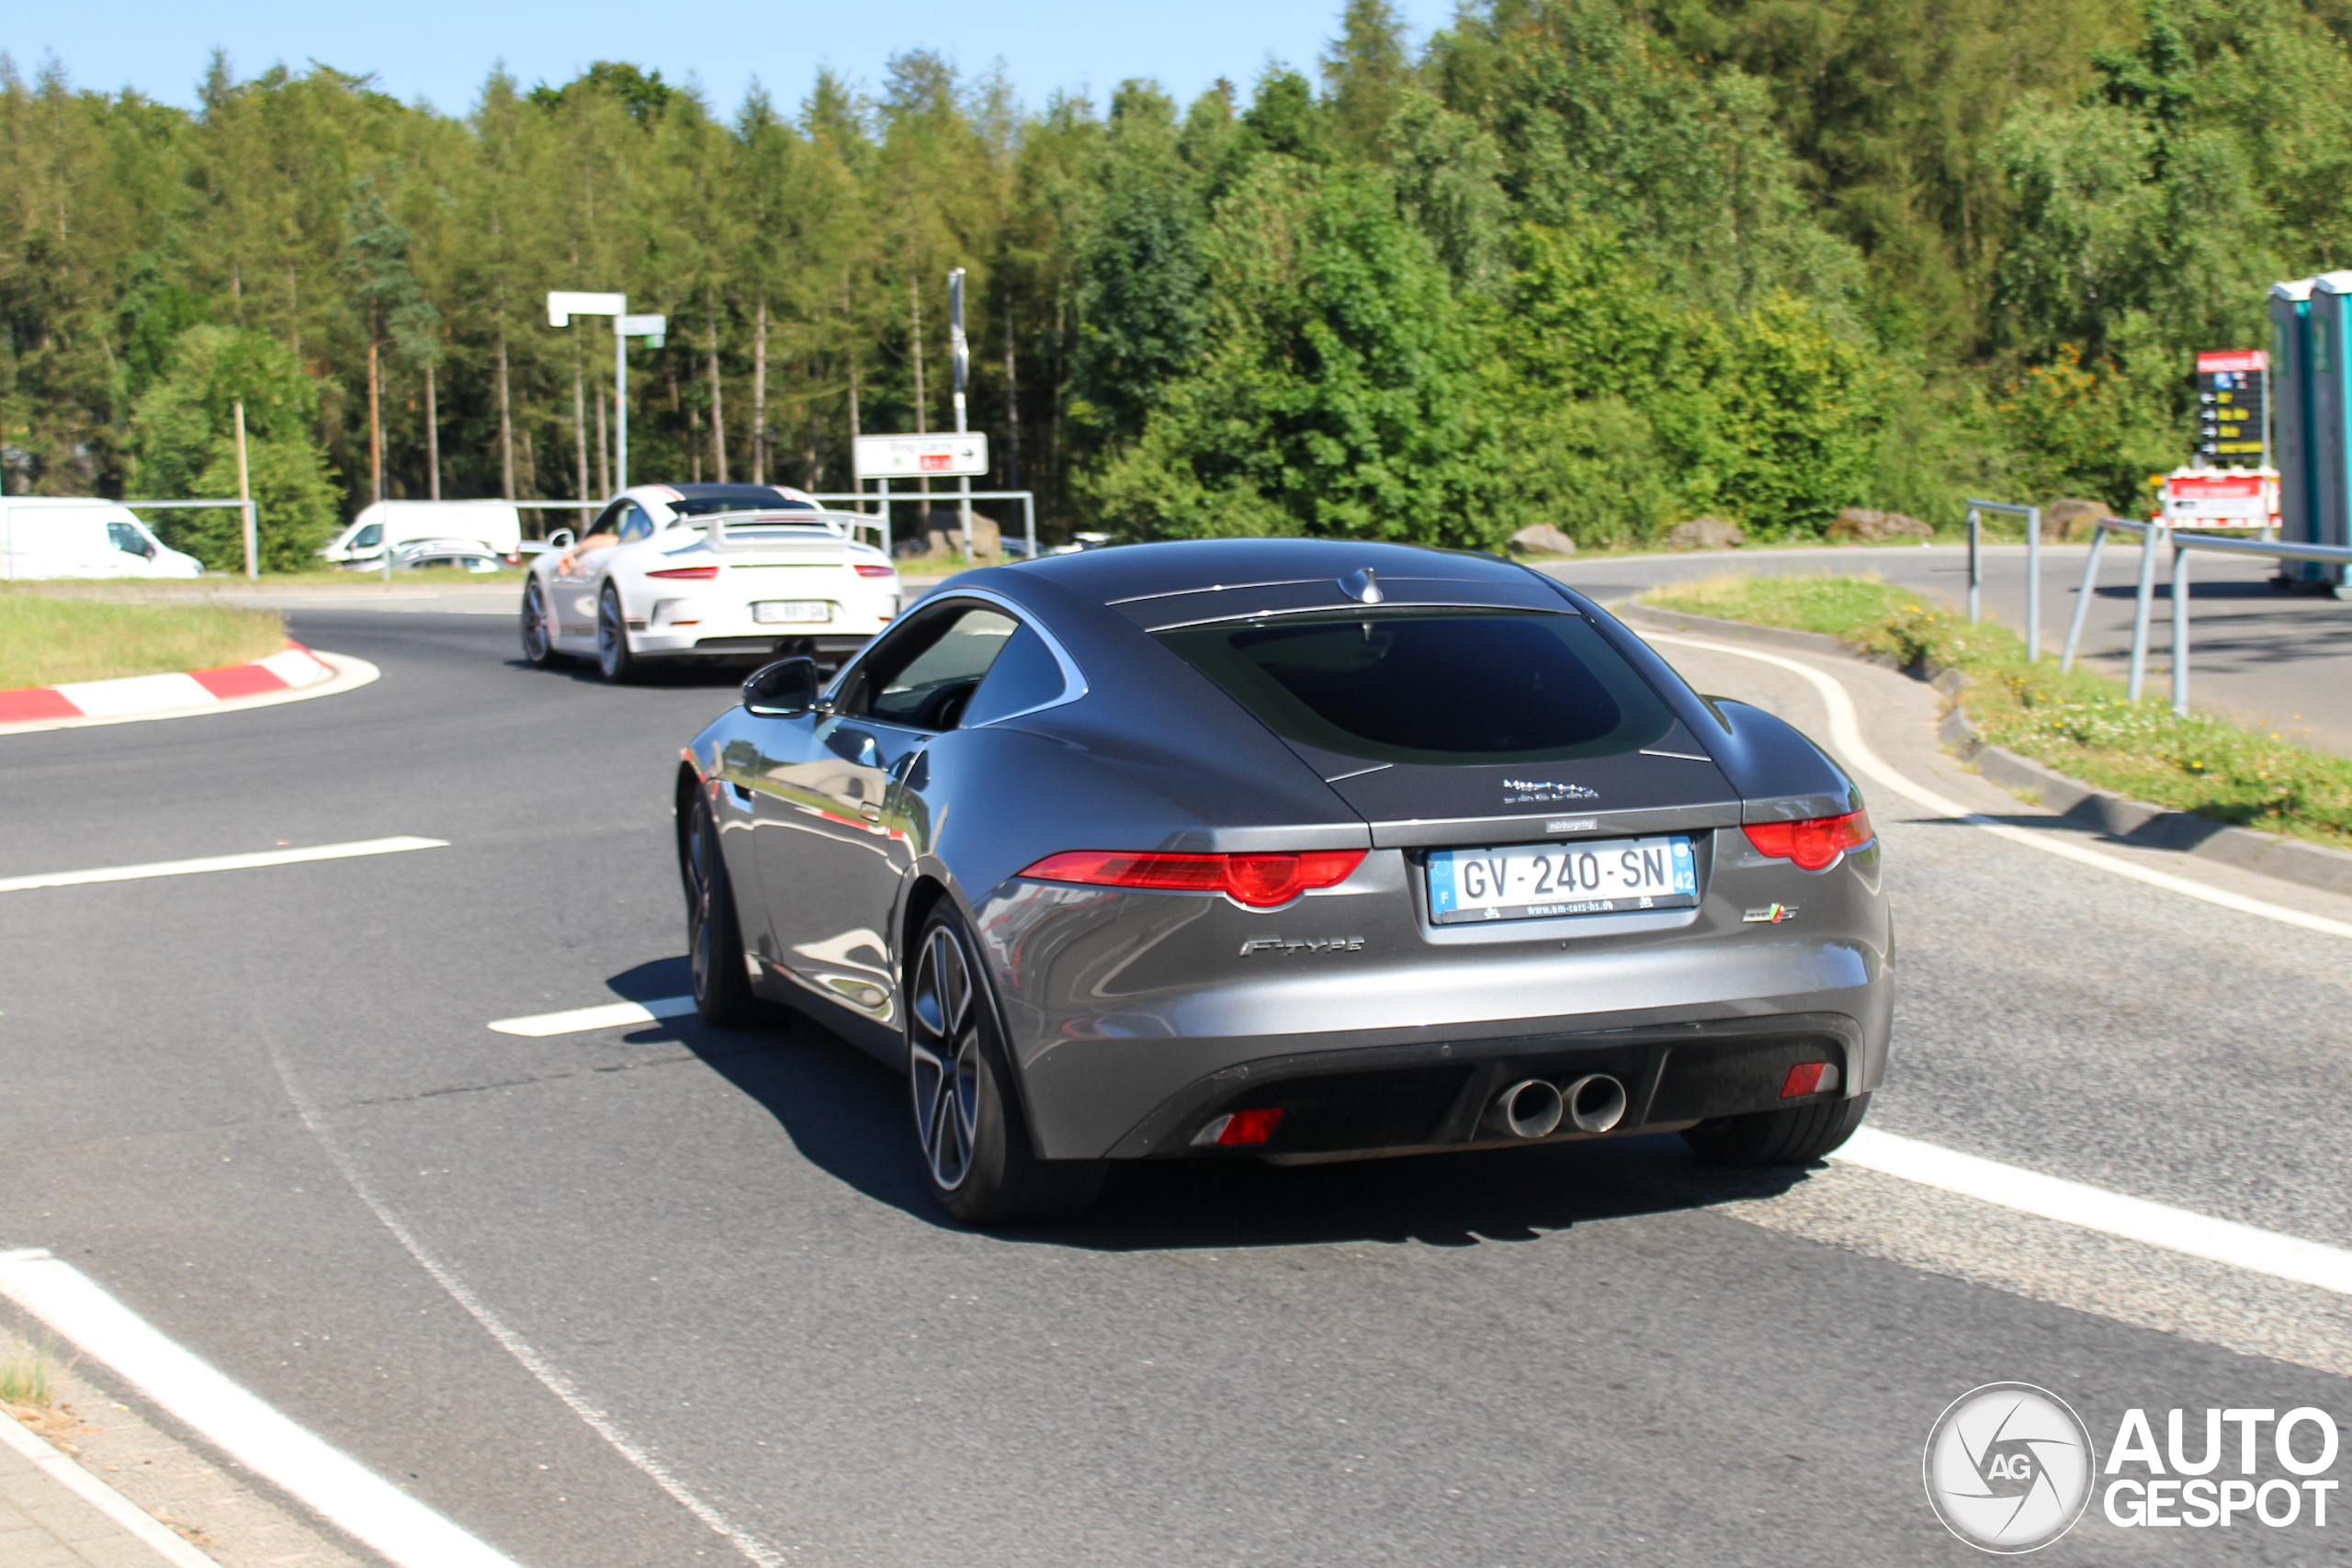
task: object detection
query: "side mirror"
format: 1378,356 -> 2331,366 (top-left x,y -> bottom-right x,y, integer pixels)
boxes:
742,657 -> 820,717
547,528 -> 577,551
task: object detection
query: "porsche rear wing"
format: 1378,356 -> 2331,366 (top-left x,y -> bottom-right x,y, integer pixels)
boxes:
702,508 -> 888,555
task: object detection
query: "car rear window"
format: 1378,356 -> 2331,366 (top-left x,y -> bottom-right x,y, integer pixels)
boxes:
1155,609 -> 1675,764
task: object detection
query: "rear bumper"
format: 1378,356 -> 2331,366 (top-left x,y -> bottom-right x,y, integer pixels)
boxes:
1095,1011 -> 1869,1160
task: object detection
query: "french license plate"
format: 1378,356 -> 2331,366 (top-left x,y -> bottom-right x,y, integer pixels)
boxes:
1426,835 -> 1698,924
752,600 -> 832,625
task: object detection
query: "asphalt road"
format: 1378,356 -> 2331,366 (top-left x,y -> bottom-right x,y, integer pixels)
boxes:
4,603 -> 2350,1566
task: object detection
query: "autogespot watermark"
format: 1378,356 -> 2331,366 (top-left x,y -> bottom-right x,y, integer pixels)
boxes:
1925,1386 -> 2344,1552
1924,1384 -> 2095,1552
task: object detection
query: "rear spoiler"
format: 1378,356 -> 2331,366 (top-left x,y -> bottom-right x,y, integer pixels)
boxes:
700,508 -> 888,555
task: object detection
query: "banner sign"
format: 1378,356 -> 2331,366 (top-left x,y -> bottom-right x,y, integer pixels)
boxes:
2196,349 -> 2268,463
2160,466 -> 2277,528
853,433 -> 989,479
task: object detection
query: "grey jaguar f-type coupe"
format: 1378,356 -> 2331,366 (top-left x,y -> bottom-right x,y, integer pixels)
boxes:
675,537 -> 1890,1223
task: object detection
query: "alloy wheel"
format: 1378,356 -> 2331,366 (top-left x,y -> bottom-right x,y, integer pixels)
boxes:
597,591 -> 624,678
685,806 -> 717,1005
909,924 -> 982,1191
522,580 -> 550,662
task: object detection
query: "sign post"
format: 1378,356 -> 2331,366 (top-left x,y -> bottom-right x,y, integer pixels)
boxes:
949,267 -> 971,539
547,293 -> 666,497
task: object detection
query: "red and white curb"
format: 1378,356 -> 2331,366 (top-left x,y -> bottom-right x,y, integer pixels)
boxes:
0,642 -> 377,734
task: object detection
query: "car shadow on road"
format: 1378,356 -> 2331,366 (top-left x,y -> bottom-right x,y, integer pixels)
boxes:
639,984 -> 1824,1252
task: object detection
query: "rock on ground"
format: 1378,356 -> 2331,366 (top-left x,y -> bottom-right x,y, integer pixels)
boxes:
2044,497 -> 2109,540
1506,523 -> 1578,558
1666,516 -> 1745,550
1827,507 -> 1931,542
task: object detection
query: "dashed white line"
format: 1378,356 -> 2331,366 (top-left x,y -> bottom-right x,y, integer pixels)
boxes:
488,996 -> 696,1036
1643,631 -> 2352,942
0,836 -> 447,894
0,1248 -> 527,1568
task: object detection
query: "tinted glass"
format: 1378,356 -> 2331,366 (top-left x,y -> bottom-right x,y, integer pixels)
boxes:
1157,610 -> 1674,764
960,623 -> 1069,728
107,522 -> 146,555
671,495 -> 818,517
616,503 -> 656,543
842,607 -> 1019,729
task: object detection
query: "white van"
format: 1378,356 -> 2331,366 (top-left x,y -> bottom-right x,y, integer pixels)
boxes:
0,499 -> 205,580
322,502 -> 525,567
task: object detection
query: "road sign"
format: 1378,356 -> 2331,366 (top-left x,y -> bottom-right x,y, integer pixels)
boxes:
853,433 -> 989,479
2197,349 -> 2268,464
546,290 -> 625,325
2160,466 -> 2278,528
618,313 -> 666,347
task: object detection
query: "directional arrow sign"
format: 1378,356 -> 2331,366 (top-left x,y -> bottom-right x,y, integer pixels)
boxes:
853,433 -> 989,479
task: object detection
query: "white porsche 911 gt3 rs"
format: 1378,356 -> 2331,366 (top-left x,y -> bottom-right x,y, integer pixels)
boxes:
520,483 -> 901,682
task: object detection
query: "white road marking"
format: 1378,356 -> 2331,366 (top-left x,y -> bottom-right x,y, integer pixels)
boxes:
0,835 -> 447,894
1643,631 -> 2352,942
488,995 -> 696,1036
0,1248 -> 527,1568
256,1054 -> 792,1566
1832,1129 -> 2352,1296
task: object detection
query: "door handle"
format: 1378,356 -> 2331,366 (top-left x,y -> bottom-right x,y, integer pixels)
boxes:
859,802 -> 883,822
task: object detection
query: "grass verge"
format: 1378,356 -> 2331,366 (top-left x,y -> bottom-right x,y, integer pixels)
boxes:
0,592 -> 288,687
0,1337 -> 54,1409
1642,572 -> 2352,852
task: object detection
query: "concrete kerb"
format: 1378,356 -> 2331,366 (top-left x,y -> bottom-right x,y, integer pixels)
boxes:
1613,599 -> 2352,901
0,649 -> 379,738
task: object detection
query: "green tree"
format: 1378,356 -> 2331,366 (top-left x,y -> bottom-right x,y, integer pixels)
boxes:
130,324 -> 338,568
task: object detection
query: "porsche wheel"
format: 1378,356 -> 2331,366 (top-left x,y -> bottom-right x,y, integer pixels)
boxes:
683,794 -> 760,1028
521,579 -> 561,668
1683,1092 -> 1871,1167
596,583 -> 639,682
907,906 -> 1103,1224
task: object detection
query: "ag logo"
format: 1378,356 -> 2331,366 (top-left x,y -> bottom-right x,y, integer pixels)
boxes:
1923,1382 -> 2095,1553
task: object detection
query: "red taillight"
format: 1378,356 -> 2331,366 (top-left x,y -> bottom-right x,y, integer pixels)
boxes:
1780,1061 -> 1838,1099
647,565 -> 720,580
854,563 -> 895,578
1742,809 -> 1872,871
1210,1109 -> 1283,1145
1018,849 -> 1366,908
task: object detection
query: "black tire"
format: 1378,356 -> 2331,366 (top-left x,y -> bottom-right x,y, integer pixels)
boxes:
1683,1092 -> 1872,1168
682,794 -> 761,1028
596,582 -> 639,683
520,578 -> 563,668
906,905 -> 1104,1224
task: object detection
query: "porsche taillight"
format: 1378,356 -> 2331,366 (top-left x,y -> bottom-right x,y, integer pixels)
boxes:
1017,849 -> 1367,908
647,565 -> 720,580
1741,809 -> 1873,871
854,563 -> 895,578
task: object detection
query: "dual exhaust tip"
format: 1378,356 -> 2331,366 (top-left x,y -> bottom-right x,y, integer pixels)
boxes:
1485,1074 -> 1627,1141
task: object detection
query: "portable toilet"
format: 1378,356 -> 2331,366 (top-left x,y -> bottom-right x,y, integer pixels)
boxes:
2302,272 -> 2352,589
2270,279 -> 2317,581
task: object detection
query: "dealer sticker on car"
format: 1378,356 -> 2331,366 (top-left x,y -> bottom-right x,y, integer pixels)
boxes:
1427,835 -> 1698,923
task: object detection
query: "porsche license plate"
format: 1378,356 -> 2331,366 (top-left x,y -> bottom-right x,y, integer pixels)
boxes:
752,600 -> 832,625
1426,835 -> 1698,924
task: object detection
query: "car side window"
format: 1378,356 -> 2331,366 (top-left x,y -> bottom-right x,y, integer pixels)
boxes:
835,605 -> 1020,731
107,522 -> 150,557
588,499 -> 631,536
959,623 -> 1071,728
616,503 -> 655,544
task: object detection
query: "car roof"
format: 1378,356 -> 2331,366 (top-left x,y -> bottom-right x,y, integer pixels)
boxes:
635,483 -> 811,505
1008,537 -> 1530,604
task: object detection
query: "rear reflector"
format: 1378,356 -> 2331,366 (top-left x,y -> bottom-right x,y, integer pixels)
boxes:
854,563 -> 895,578
1743,809 -> 1873,871
647,565 -> 721,580
1780,1062 -> 1838,1099
1018,849 -> 1365,908
1193,1108 -> 1284,1147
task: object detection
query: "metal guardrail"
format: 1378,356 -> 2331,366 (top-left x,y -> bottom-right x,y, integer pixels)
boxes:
2057,514 -> 2352,714
1964,500 -> 2042,660
805,490 -> 1039,561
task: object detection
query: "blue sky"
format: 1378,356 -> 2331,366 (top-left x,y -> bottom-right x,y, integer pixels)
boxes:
7,0 -> 1454,118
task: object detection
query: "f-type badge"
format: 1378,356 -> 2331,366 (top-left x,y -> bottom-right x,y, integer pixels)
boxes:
1743,904 -> 1799,924
1239,936 -> 1366,956
1502,778 -> 1600,806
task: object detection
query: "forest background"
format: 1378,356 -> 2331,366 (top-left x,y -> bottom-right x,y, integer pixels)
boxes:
2,0 -> 2345,568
